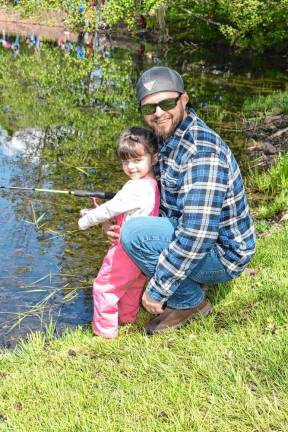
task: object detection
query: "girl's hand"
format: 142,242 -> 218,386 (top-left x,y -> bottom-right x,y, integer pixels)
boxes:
102,219 -> 120,245
142,291 -> 165,315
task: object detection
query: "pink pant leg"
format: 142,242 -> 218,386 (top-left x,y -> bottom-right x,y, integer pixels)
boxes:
118,272 -> 146,324
92,241 -> 145,338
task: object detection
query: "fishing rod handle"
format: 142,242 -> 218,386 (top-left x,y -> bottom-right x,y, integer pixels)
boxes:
73,190 -> 116,199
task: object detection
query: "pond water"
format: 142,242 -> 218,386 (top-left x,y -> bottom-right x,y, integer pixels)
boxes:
0,28 -> 287,347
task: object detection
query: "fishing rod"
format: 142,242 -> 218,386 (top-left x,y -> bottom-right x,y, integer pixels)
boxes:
0,185 -> 116,200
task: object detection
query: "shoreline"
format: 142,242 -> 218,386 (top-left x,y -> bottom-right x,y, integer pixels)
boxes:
0,8 -> 142,48
0,8 -> 73,42
0,8 -> 66,27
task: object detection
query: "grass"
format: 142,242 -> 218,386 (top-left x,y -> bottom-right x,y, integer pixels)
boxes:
0,224 -> 288,431
248,154 -> 288,219
249,154 -> 288,195
243,89 -> 288,219
243,90 -> 288,120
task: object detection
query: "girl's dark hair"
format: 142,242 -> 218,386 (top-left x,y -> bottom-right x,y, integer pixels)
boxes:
117,127 -> 158,160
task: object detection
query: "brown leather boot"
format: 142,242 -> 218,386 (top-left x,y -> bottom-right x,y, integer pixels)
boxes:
145,299 -> 212,335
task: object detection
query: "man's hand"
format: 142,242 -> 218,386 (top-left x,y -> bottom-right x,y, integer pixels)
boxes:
142,291 -> 165,315
102,219 -> 120,245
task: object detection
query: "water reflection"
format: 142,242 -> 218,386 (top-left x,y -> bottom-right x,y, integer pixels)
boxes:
0,141 -> 118,348
1,128 -> 44,161
0,25 -> 287,347
1,28 -> 113,60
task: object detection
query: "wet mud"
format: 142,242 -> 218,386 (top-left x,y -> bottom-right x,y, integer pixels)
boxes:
246,113 -> 288,170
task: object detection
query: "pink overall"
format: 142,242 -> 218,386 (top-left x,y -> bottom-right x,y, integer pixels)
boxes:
92,178 -> 160,338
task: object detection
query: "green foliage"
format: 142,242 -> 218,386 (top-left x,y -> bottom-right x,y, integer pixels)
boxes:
243,89 -> 288,218
101,0 -> 166,29
217,0 -> 263,46
244,91 -> 288,119
250,154 -> 288,196
2,0 -> 288,51
1,0 -> 166,32
0,42 -> 140,165
248,154 -> 288,219
63,1 -> 100,33
256,190 -> 288,219
255,219 -> 271,233
166,0 -> 224,43
217,0 -> 288,51
5,0 -> 61,14
166,0 -> 288,52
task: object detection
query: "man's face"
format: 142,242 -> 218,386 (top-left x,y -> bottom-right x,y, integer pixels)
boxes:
141,91 -> 189,140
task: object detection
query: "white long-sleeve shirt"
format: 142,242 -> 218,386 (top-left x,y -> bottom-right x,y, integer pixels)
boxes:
78,177 -> 158,230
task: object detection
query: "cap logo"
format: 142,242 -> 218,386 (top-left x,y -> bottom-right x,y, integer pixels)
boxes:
143,80 -> 156,91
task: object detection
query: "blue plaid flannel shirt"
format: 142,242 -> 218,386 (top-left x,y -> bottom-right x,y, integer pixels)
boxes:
146,107 -> 256,302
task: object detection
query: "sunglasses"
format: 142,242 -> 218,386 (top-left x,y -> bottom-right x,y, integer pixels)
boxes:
140,95 -> 181,116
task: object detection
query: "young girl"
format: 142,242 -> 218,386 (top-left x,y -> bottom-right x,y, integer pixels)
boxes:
78,127 -> 160,338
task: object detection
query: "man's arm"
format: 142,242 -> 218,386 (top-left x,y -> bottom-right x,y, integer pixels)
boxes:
146,151 -> 229,302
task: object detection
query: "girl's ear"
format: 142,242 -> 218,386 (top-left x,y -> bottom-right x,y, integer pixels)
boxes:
152,153 -> 158,165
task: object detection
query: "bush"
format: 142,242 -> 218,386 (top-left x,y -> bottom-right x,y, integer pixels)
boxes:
166,0 -> 288,52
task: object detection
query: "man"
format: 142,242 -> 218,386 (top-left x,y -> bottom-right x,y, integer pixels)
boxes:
107,66 -> 256,334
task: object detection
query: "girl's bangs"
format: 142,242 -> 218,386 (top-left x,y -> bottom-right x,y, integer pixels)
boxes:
117,141 -> 144,160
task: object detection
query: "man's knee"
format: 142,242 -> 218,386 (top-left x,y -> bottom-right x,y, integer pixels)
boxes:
121,216 -> 175,254
121,217 -> 145,253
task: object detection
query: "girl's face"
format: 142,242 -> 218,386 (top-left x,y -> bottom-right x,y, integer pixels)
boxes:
121,143 -> 157,180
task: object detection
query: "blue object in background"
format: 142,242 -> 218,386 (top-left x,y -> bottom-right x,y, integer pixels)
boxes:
65,40 -> 73,54
76,45 -> 85,59
30,33 -> 35,45
35,36 -> 41,50
78,3 -> 85,13
11,35 -> 20,58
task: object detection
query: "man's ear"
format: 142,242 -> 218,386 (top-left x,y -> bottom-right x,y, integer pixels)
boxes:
152,153 -> 158,165
181,92 -> 189,109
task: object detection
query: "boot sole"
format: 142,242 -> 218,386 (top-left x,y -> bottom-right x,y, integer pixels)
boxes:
145,306 -> 212,335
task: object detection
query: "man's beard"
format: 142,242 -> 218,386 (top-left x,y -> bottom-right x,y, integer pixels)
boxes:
152,120 -> 178,141
146,106 -> 187,140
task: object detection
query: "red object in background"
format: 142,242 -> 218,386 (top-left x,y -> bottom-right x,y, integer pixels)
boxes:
136,15 -> 147,29
1,30 -> 11,49
138,44 -> 145,56
3,41 -> 11,49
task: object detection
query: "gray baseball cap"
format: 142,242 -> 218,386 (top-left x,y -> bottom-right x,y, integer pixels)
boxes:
136,66 -> 185,104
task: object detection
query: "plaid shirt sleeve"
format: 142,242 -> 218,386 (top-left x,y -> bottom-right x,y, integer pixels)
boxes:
146,146 -> 229,303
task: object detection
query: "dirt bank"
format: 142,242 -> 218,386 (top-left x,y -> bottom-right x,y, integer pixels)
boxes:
0,8 -> 65,27
245,113 -> 288,170
0,8 -> 141,48
0,8 -> 73,41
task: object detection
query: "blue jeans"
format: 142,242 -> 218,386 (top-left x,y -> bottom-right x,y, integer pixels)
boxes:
121,216 -> 233,309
